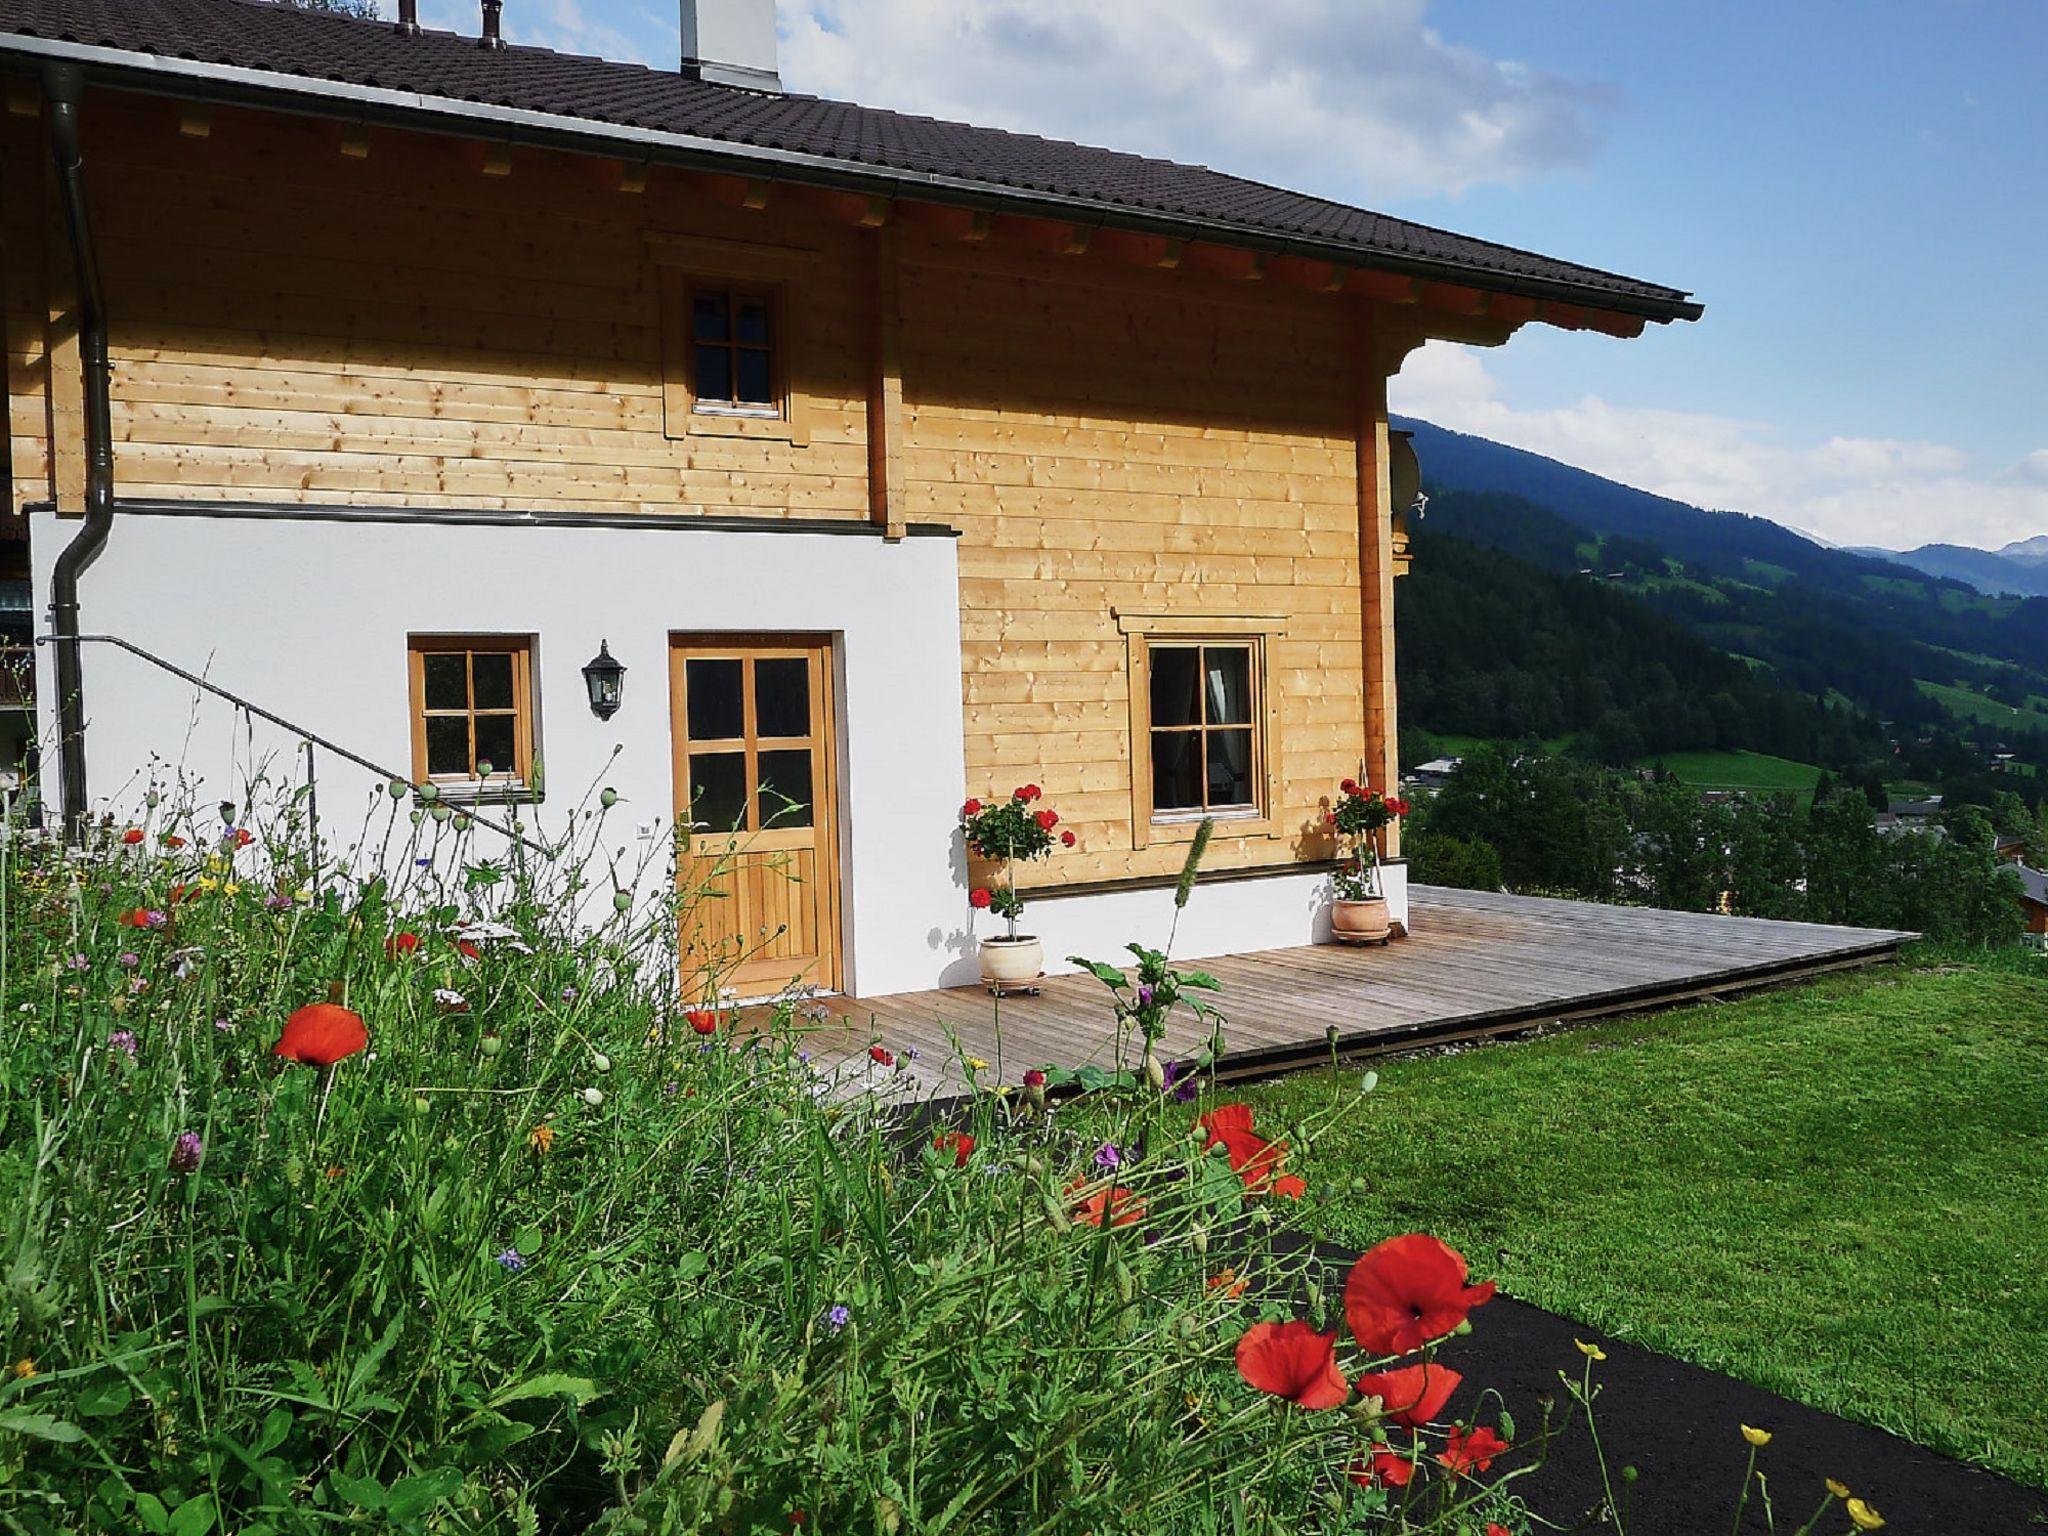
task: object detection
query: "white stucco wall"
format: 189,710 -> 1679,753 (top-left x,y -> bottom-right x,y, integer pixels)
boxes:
31,504 -> 1405,998
31,505 -> 969,998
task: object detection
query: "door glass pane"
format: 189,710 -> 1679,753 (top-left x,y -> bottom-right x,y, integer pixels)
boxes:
425,715 -> 469,777
687,751 -> 748,833
754,657 -> 810,739
694,346 -> 732,404
473,714 -> 516,776
735,348 -> 774,406
692,291 -> 729,342
1208,729 -> 1254,806
422,653 -> 467,712
734,296 -> 771,346
757,748 -> 814,828
1149,647 -> 1200,728
686,658 -> 744,741
471,651 -> 515,711
1204,646 -> 1253,726
1151,731 -> 1202,812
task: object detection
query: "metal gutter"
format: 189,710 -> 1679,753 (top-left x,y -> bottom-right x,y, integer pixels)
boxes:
0,32 -> 1703,324
41,60 -> 114,843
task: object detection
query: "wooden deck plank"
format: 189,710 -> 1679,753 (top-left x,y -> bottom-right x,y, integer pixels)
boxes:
783,887 -> 1914,1098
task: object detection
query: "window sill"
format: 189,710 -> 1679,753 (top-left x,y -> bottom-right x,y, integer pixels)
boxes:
415,783 -> 543,809
682,411 -> 803,443
1146,810 -> 1275,842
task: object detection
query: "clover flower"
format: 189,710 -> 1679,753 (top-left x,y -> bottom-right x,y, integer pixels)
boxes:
169,1132 -> 203,1174
107,1029 -> 138,1060
117,952 -> 140,969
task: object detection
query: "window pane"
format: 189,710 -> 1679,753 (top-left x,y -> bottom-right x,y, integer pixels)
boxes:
686,658 -> 745,741
734,296 -> 771,346
688,750 -> 748,833
754,657 -> 810,738
1151,731 -> 1202,812
1208,729 -> 1254,807
757,748 -> 814,828
422,652 -> 467,712
473,714 -> 516,777
472,651 -> 515,711
694,345 -> 732,404
692,291 -> 729,342
1204,647 -> 1253,726
1149,647 -> 1200,728
734,348 -> 774,407
425,714 -> 469,777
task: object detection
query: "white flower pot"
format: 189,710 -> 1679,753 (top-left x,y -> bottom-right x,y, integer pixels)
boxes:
1330,897 -> 1392,945
979,935 -> 1045,993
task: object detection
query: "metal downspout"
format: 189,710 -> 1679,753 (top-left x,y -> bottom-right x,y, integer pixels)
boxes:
42,63 -> 115,842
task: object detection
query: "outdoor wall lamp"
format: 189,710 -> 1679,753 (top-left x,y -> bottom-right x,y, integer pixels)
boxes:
582,640 -> 626,721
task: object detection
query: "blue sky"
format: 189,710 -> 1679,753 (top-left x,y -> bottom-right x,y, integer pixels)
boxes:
428,0 -> 2048,552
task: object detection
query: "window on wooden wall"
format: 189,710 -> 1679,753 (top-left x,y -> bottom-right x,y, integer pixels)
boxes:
407,636 -> 537,795
687,284 -> 782,417
653,239 -> 813,446
1120,615 -> 1285,847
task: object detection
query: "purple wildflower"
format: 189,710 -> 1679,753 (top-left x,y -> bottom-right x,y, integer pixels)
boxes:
142,909 -> 169,930
214,1017 -> 234,1033
1161,1059 -> 1200,1102
903,1045 -> 921,1062
107,1029 -> 138,1059
66,953 -> 90,972
1137,984 -> 1156,1008
116,952 -> 141,970
1094,1141 -> 1123,1172
496,1249 -> 527,1272
797,1050 -> 812,1066
560,986 -> 579,1004
169,1132 -> 203,1174
825,1304 -> 850,1332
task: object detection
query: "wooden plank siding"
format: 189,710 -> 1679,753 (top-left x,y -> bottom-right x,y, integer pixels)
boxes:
4,93 -> 1406,890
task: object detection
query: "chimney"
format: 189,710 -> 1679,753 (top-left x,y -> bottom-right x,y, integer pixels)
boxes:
479,0 -> 505,49
395,0 -> 419,34
680,0 -> 781,92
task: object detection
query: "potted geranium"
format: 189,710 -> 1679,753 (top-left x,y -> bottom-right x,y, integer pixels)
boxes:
962,784 -> 1075,993
1327,777 -> 1408,944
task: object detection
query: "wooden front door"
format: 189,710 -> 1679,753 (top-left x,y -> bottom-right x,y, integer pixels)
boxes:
669,635 -> 842,997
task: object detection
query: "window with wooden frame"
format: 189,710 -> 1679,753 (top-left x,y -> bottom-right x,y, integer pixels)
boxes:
652,233 -> 815,446
407,636 -> 537,795
1120,614 -> 1285,848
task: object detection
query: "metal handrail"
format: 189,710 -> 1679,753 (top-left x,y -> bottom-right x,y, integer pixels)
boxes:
37,632 -> 548,854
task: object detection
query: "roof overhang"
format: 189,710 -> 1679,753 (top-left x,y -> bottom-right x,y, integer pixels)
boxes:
0,30 -> 1703,329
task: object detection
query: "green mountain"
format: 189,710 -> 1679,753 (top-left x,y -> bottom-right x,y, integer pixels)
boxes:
1848,542 -> 2048,599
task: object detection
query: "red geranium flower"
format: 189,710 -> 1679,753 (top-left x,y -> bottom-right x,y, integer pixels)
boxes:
1344,1234 -> 1496,1357
1016,784 -> 1041,802
961,798 -> 982,817
870,1044 -> 895,1067
272,1002 -> 369,1068
1389,797 -> 1411,818
1348,1444 -> 1419,1488
121,828 -> 145,845
1034,809 -> 1058,830
1340,778 -> 1359,795
1060,830 -> 1076,846
1438,1424 -> 1510,1478
687,1008 -> 717,1035
933,1131 -> 975,1168
969,887 -> 993,909
1355,1363 -> 1462,1429
1234,1319 -> 1348,1409
1066,1176 -> 1144,1228
385,932 -> 421,958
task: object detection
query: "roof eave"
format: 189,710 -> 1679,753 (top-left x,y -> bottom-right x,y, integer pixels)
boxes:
0,30 -> 1703,325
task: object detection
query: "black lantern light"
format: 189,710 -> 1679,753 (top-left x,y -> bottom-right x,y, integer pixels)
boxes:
582,640 -> 626,720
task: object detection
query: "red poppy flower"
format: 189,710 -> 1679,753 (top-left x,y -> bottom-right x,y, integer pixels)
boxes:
162,834 -> 186,849
167,883 -> 199,904
1271,1173 -> 1307,1200
1487,1526 -> 1514,1536
1344,1234 -> 1496,1357
385,932 -> 421,958
116,908 -> 151,928
1348,1444 -> 1419,1488
1234,1320 -> 1348,1410
1217,1128 -> 1289,1190
1438,1424 -> 1509,1478
1199,1103 -> 1256,1143
1067,1177 -> 1144,1228
870,1044 -> 895,1067
1060,830 -> 1076,846
1034,809 -> 1059,830
933,1130 -> 975,1168
1023,1068 -> 1046,1088
961,798 -> 982,818
687,1008 -> 717,1035
1355,1363 -> 1462,1429
456,938 -> 481,961
969,887 -> 993,909
233,828 -> 255,848
121,828 -> 144,845
272,1002 -> 369,1068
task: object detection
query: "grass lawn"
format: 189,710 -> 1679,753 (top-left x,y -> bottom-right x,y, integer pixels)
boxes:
1637,747 -> 1824,799
1233,951 -> 2048,1487
1918,677 -> 2048,733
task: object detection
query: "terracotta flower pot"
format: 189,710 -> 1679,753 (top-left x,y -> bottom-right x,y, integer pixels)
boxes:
979,935 -> 1045,993
1330,897 -> 1392,945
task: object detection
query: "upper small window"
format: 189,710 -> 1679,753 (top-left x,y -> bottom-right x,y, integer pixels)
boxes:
689,285 -> 780,416
408,636 -> 536,791
1148,641 -> 1259,816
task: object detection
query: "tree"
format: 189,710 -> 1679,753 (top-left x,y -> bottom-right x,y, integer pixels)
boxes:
280,0 -> 382,18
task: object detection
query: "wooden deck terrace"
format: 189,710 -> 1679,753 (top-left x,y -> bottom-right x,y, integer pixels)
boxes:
792,886 -> 1915,1100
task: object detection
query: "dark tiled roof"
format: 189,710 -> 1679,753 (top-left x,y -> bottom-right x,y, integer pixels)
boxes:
0,0 -> 1700,320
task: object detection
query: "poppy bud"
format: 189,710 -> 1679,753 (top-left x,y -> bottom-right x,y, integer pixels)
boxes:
582,1087 -> 604,1107
453,814 -> 472,833
430,805 -> 451,824
876,1498 -> 901,1536
1305,1281 -> 1323,1311
1024,1155 -> 1046,1178
1191,1227 -> 1208,1254
601,787 -> 619,808
1040,1194 -> 1070,1232
419,784 -> 440,803
476,761 -> 494,779
1114,1260 -> 1135,1307
612,891 -> 633,914
409,811 -> 423,826
480,1032 -> 502,1057
592,1052 -> 612,1073
389,780 -> 409,799
145,790 -> 161,809
412,1096 -> 432,1115
1144,1051 -> 1166,1091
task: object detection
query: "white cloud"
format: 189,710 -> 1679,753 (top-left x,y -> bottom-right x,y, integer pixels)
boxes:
779,0 -> 1615,199
1393,341 -> 2048,553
